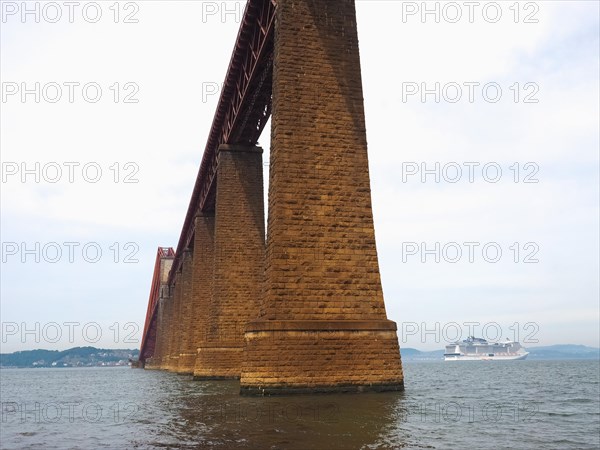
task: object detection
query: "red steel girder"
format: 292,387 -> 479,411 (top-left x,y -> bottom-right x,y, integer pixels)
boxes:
167,0 -> 276,286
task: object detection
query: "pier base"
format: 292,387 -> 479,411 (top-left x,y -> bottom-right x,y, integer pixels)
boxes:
241,320 -> 404,395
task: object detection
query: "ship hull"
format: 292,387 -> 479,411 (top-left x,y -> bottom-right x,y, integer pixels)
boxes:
444,353 -> 529,361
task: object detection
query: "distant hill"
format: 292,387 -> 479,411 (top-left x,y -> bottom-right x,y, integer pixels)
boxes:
0,347 -> 139,368
401,348 -> 445,361
401,344 -> 599,361
525,344 -> 599,360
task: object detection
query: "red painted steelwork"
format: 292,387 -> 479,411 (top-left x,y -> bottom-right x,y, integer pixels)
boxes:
141,0 -> 276,361
168,0 -> 275,286
139,247 -> 174,363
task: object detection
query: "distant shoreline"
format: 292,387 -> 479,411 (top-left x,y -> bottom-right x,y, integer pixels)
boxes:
0,365 -> 132,369
2,345 -> 598,368
0,346 -> 139,369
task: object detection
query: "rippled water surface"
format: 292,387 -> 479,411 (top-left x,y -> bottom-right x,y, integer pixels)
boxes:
1,360 -> 599,449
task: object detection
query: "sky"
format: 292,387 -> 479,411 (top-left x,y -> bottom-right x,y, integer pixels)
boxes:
0,1 -> 598,352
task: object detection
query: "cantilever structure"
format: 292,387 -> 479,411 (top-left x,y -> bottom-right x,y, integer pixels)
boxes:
141,0 -> 404,395
139,247 -> 174,363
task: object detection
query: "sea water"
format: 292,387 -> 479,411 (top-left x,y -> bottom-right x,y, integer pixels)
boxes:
1,360 -> 598,449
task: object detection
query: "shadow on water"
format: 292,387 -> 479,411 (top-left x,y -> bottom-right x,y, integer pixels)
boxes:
133,372 -> 427,449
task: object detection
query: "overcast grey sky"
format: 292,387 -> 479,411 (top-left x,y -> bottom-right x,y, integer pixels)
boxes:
1,1 -> 598,352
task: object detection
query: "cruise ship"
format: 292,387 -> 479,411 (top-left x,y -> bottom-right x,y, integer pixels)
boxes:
444,337 -> 529,361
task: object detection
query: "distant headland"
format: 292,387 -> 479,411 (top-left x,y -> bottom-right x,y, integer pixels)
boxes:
0,347 -> 139,368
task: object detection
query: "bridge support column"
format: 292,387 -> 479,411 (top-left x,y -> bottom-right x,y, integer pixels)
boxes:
157,288 -> 172,370
145,296 -> 166,370
191,214 -> 215,379
195,144 -> 265,379
166,271 -> 182,371
176,249 -> 195,374
240,0 -> 403,394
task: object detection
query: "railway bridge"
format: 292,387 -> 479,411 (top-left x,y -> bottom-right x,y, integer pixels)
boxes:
139,0 -> 404,395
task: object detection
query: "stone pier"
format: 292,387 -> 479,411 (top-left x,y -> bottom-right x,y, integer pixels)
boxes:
195,145 -> 265,379
240,0 -> 403,394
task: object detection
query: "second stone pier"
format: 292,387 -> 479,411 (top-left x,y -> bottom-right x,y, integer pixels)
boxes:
194,144 -> 265,379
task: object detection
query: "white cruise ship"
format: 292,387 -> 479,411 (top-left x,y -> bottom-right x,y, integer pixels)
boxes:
444,337 -> 529,361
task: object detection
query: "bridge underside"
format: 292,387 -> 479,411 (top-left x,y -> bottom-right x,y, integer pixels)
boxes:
140,0 -> 403,394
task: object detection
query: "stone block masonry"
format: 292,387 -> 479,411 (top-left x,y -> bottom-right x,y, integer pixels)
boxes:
166,271 -> 182,371
156,290 -> 173,369
177,250 -> 196,374
240,0 -> 404,394
144,256 -> 172,370
192,214 -> 215,379
195,144 -> 266,379
144,0 -> 403,394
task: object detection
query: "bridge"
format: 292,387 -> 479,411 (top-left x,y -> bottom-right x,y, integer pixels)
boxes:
139,0 -> 404,395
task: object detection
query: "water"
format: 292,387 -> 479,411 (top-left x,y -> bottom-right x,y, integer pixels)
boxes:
1,360 -> 598,449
